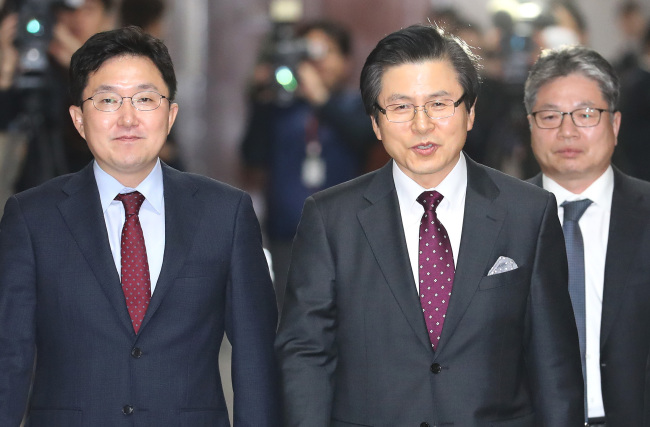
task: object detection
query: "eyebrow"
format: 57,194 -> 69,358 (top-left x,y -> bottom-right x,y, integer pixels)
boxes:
93,83 -> 161,93
535,101 -> 597,110
385,91 -> 453,103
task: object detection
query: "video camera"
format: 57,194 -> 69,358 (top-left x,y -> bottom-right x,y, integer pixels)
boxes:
267,22 -> 326,104
258,0 -> 325,104
14,0 -> 82,88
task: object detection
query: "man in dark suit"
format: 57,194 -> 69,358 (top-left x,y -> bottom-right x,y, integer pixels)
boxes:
0,27 -> 279,426
525,45 -> 650,427
276,24 -> 584,427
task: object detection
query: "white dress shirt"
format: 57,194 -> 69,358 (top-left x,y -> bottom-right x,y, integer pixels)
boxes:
94,160 -> 166,293
543,166 -> 613,419
393,154 -> 467,290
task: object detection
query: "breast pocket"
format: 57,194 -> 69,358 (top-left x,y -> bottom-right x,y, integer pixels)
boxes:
478,266 -> 529,291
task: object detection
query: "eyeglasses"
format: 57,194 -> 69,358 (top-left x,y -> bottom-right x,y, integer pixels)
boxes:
530,107 -> 611,129
375,94 -> 465,123
82,91 -> 169,112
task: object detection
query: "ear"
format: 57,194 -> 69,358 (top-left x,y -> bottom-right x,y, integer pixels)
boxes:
69,105 -> 86,139
527,114 -> 534,130
612,111 -> 621,146
167,102 -> 179,133
466,101 -> 476,131
371,115 -> 382,141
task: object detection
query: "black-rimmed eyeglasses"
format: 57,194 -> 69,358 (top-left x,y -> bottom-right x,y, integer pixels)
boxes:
530,107 -> 611,129
82,91 -> 169,112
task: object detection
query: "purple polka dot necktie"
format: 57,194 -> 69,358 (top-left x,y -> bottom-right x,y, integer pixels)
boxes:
115,191 -> 151,334
416,191 -> 455,350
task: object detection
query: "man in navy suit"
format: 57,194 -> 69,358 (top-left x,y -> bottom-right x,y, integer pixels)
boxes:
526,45 -> 650,427
0,26 -> 279,426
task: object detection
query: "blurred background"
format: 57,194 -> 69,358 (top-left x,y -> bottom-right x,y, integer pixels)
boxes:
2,0 -> 648,254
1,0 -> 648,190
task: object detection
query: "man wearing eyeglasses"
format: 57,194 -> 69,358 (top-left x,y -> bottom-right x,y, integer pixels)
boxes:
0,27 -> 280,426
526,45 -> 650,427
276,24 -> 583,426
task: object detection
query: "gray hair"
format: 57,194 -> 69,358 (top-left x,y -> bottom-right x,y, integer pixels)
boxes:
524,45 -> 619,114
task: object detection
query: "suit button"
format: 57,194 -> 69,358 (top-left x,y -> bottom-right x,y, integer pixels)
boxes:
131,347 -> 143,358
122,405 -> 134,415
430,363 -> 442,374
420,423 -> 430,427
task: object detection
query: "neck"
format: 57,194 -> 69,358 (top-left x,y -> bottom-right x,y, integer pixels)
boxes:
548,174 -> 596,195
113,167 -> 154,189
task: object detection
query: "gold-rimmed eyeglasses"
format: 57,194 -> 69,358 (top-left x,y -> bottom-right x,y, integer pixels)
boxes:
375,94 -> 465,123
82,91 -> 169,112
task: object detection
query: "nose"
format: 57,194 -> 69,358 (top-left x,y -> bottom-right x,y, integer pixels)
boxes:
412,106 -> 435,133
557,112 -> 579,138
117,98 -> 139,127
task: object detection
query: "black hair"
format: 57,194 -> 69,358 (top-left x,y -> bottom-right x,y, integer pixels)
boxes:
360,24 -> 481,119
69,26 -> 176,106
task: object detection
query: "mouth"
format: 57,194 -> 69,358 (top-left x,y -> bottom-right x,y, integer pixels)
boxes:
412,142 -> 438,154
555,148 -> 582,158
114,135 -> 143,142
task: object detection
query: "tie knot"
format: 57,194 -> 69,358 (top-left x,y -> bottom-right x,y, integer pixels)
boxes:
115,191 -> 145,216
417,190 -> 444,213
561,199 -> 592,222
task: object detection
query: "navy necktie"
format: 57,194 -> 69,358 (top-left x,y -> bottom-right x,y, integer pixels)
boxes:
561,198 -> 592,421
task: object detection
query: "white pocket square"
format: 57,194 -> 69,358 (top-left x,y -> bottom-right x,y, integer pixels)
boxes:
487,256 -> 518,276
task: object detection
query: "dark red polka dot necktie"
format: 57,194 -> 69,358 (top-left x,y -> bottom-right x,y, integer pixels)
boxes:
416,191 -> 455,351
115,191 -> 151,334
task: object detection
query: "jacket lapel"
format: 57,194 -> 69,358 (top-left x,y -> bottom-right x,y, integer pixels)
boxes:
138,164 -> 203,332
357,163 -> 432,351
600,169 -> 649,347
436,156 -> 506,355
58,164 -> 133,334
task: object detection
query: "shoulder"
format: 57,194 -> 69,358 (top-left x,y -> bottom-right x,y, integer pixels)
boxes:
311,166 -> 385,206
162,164 -> 248,202
612,168 -> 650,212
468,159 -> 552,203
11,171 -> 81,208
614,168 -> 650,195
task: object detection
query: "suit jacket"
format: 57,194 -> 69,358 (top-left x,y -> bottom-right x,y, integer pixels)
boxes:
0,162 -> 280,427
276,155 -> 584,427
530,168 -> 650,427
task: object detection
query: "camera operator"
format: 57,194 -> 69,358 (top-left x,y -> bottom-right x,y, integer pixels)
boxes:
0,0 -> 115,193
241,19 -> 377,309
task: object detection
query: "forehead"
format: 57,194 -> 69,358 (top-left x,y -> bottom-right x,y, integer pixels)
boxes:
379,60 -> 462,99
535,73 -> 605,107
85,55 -> 167,94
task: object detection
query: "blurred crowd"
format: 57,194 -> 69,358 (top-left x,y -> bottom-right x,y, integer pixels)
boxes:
427,1 -> 650,181
0,0 -> 179,205
237,0 -> 650,292
0,0 -> 649,236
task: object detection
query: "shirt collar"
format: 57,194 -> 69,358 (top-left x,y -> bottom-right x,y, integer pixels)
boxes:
94,159 -> 164,214
542,165 -> 614,211
393,153 -> 467,212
